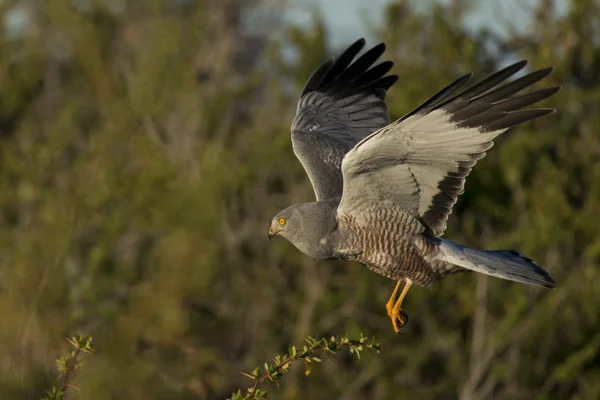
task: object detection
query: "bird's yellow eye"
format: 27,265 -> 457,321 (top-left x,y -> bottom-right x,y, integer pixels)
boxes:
278,218 -> 286,226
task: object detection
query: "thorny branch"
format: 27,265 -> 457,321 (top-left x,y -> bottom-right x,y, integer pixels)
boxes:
229,335 -> 381,400
42,335 -> 94,400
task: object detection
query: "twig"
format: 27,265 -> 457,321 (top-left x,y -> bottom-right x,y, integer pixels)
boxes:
42,335 -> 94,400
229,334 -> 381,400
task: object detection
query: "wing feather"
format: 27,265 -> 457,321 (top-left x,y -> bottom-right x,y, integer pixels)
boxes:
291,39 -> 398,201
338,61 -> 560,235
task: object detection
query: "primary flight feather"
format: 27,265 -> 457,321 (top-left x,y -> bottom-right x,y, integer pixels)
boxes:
268,39 -> 558,332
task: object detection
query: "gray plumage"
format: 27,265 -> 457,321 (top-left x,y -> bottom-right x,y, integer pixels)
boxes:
269,39 -> 558,293
291,39 -> 397,200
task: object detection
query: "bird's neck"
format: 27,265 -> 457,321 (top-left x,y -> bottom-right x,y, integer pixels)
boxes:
296,236 -> 336,260
292,200 -> 339,260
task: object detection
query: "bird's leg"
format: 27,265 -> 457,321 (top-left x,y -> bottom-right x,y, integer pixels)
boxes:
390,279 -> 412,333
385,280 -> 402,318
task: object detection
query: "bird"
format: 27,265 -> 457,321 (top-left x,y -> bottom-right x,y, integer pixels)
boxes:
268,38 -> 559,333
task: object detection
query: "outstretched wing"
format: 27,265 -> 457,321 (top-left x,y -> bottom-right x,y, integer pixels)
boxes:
291,38 -> 398,201
338,61 -> 560,236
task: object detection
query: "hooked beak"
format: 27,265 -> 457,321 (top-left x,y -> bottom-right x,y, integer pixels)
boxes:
268,225 -> 281,240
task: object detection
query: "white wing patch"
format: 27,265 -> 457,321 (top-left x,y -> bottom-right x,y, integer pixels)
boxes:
337,62 -> 558,235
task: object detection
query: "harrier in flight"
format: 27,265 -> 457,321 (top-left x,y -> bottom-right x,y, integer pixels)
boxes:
268,39 -> 558,332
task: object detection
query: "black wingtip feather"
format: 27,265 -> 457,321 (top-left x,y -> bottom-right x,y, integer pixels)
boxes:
492,86 -> 561,112
408,61 -> 558,134
483,108 -> 555,132
474,66 -> 556,103
353,61 -> 395,86
300,39 -> 397,99
300,58 -> 335,97
439,60 -> 529,112
335,43 -> 387,85
372,75 -> 399,91
321,39 -> 367,86
354,37 -> 367,47
461,60 -> 528,96
427,73 -> 474,110
398,73 -> 473,123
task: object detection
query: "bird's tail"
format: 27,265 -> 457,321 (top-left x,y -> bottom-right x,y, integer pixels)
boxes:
437,238 -> 556,289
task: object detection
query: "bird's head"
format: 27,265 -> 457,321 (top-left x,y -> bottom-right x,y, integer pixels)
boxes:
267,202 -> 338,260
268,205 -> 301,241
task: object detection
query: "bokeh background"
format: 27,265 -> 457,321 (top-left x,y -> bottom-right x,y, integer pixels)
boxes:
0,0 -> 598,399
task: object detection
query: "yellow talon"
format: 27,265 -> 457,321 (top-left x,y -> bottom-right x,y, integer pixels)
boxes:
386,279 -> 412,333
391,306 -> 408,332
385,281 -> 401,317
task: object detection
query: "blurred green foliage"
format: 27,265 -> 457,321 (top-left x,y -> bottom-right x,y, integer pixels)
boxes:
0,0 -> 598,399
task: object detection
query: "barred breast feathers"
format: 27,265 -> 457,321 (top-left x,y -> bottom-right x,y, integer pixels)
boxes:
336,205 -> 437,285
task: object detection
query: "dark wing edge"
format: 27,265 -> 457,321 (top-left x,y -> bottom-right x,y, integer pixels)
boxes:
291,38 -> 399,201
406,61 -> 561,236
340,61 -> 560,236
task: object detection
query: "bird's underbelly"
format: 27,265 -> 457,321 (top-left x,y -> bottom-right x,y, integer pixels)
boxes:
356,244 -> 436,287
337,223 -> 437,287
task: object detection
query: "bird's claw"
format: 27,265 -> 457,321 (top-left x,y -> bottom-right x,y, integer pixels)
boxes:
391,308 -> 408,333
